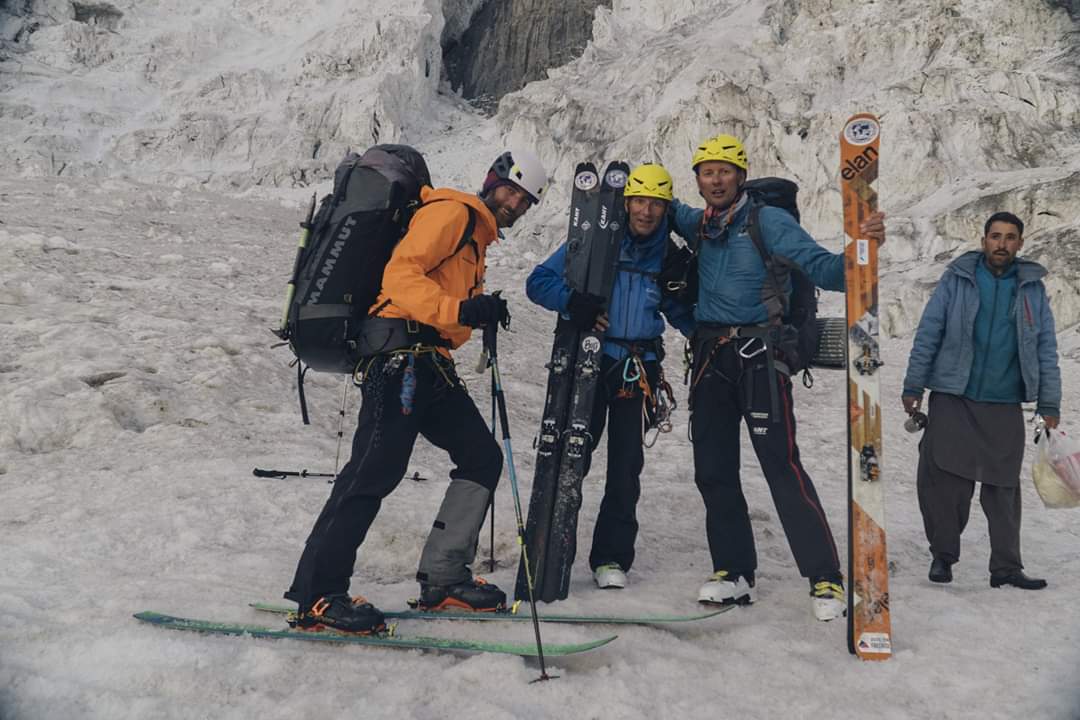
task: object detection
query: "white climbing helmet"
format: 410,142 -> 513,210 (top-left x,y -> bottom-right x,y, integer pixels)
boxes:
485,148 -> 548,204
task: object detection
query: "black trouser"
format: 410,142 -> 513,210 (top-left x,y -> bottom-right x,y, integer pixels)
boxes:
917,444 -> 1023,574
583,355 -> 659,572
689,339 -> 840,579
285,352 -> 503,608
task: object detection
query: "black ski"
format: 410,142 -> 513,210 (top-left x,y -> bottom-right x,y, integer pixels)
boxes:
543,161 -> 628,601
515,162 -> 600,602
517,161 -> 629,603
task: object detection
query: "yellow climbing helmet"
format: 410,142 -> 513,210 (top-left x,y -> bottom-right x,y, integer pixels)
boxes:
623,163 -> 674,202
691,134 -> 748,171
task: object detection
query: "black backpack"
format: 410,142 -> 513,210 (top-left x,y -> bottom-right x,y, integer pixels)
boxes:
743,178 -> 820,375
275,144 -> 475,421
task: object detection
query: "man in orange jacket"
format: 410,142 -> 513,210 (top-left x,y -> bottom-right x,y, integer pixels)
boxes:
286,149 -> 549,634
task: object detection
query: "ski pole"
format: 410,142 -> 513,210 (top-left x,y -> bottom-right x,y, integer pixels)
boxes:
483,319 -> 554,682
253,468 -> 335,480
333,378 -> 350,475
278,193 -> 317,335
488,362 -> 497,573
253,468 -> 429,482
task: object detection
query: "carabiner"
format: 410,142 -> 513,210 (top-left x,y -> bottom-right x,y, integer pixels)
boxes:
737,337 -> 766,359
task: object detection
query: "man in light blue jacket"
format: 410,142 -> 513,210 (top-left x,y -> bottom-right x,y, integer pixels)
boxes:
902,211 -> 1061,590
526,163 -> 694,589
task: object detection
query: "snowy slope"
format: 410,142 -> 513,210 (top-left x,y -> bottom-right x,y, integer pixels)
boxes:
2,175 -> 1079,720
2,0 -> 1080,718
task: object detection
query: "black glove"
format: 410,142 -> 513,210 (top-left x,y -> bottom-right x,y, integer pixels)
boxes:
566,291 -> 605,331
458,293 -> 509,328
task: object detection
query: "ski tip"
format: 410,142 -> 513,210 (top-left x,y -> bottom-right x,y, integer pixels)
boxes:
698,606 -> 736,620
600,162 -> 629,189
564,634 -> 618,654
841,114 -> 881,147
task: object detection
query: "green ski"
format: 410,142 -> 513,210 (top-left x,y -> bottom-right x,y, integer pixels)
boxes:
134,611 -> 615,658
249,601 -> 732,625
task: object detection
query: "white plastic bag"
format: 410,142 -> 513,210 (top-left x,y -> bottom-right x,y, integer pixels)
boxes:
1046,428 -> 1080,496
1032,429 -> 1080,509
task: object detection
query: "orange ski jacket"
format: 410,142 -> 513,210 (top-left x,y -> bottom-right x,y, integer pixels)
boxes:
371,186 -> 499,350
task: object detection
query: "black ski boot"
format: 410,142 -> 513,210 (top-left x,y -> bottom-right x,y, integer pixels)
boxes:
290,594 -> 386,634
418,577 -> 507,612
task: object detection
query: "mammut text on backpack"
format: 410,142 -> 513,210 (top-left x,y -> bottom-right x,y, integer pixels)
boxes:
275,144 -> 432,374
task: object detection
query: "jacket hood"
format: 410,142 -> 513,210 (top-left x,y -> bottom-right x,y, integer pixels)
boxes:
947,250 -> 1046,284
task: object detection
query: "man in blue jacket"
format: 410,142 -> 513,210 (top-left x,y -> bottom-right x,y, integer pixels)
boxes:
668,134 -> 885,622
902,212 -> 1061,590
526,163 -> 694,589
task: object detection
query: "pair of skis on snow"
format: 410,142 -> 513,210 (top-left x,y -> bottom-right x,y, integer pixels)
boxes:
515,160 -> 630,604
134,602 -> 731,658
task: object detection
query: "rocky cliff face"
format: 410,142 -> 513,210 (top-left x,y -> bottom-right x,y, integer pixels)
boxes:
0,0 -> 448,187
1,0 -> 1078,334
443,0 -> 610,111
0,0 -> 607,182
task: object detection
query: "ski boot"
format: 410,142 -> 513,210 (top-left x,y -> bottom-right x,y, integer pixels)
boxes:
417,577 -> 507,612
289,594 -> 386,634
593,563 -> 627,589
810,575 -> 846,622
698,570 -> 755,606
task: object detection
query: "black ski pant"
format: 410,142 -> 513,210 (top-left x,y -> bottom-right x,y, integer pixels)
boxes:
285,352 -> 503,609
582,355 -> 659,573
689,339 -> 840,579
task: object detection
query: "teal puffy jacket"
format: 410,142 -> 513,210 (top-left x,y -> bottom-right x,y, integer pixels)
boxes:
902,251 -> 1061,416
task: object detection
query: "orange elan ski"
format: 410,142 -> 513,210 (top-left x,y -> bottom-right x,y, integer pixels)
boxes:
841,113 -> 892,660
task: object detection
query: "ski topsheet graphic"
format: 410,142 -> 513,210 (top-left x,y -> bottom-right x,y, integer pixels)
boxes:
516,160 -> 629,603
840,113 -> 892,661
544,161 -> 628,601
515,161 -> 597,603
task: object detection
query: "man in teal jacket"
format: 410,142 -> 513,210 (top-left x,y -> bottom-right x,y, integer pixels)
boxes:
902,211 -> 1061,589
668,134 -> 885,622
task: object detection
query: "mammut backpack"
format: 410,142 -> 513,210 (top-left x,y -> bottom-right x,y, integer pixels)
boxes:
276,144 -> 433,375
276,144 -> 480,422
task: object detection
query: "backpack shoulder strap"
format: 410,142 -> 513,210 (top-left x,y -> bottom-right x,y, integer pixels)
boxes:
457,205 -> 478,255
370,203 -> 477,318
747,203 -> 789,320
746,203 -> 770,265
425,202 -> 477,275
